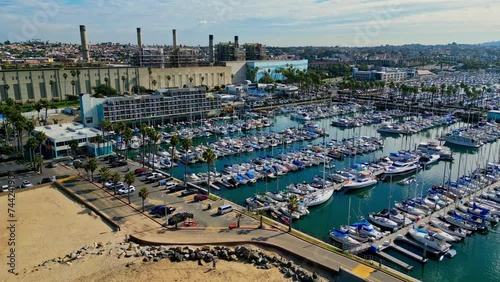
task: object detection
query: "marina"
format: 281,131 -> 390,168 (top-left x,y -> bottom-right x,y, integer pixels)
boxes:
116,106 -> 500,282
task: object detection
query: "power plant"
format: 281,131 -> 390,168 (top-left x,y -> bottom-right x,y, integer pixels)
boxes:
77,26 -> 266,68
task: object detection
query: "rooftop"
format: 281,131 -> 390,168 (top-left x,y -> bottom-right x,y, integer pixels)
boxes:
34,122 -> 101,142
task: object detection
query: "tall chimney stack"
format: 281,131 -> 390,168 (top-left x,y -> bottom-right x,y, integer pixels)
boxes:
172,29 -> 177,49
234,36 -> 239,48
209,35 -> 214,64
137,27 -> 142,48
79,25 -> 89,62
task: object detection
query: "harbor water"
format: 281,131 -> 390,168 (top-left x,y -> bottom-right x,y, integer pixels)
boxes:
132,113 -> 500,282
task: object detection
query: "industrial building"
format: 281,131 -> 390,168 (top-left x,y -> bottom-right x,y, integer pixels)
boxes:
79,88 -> 221,128
32,122 -> 113,159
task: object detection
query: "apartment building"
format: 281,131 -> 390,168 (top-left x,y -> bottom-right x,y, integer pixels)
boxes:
80,88 -> 221,128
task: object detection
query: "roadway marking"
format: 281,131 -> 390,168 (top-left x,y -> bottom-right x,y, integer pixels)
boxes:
352,264 -> 375,278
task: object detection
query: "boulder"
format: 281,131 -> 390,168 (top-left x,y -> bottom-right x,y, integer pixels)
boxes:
96,242 -> 104,248
171,252 -> 183,262
264,263 -> 273,269
153,258 -> 159,262
201,246 -> 211,252
143,257 -> 149,262
229,254 -> 237,261
124,251 -> 134,258
69,252 -> 77,259
220,250 -> 229,260
251,252 -> 261,261
158,246 -> 167,252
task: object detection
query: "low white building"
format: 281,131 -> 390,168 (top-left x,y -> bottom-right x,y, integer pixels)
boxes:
33,122 -> 112,159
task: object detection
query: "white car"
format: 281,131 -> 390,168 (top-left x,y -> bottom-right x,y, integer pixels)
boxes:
21,180 -> 33,188
118,186 -> 136,195
105,181 -> 123,188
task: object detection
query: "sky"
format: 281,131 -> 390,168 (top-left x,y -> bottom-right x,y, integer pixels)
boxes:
0,0 -> 498,47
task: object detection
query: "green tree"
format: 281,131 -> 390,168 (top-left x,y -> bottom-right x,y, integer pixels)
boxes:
95,134 -> 104,155
99,119 -> 113,149
121,75 -> 126,92
87,158 -> 98,182
202,148 -> 216,195
138,187 -> 149,212
3,84 -> 10,100
69,139 -> 79,159
71,80 -> 76,96
92,84 -> 118,98
152,79 -> 157,89
235,213 -> 243,228
123,127 -> 132,160
287,195 -> 300,232
35,131 -> 47,173
98,166 -> 110,187
104,77 -> 109,86
166,75 -> 171,87
111,172 -> 121,195
148,67 -> 152,89
169,134 -> 180,175
171,213 -> 182,229
26,136 -> 38,168
245,64 -> 259,82
124,171 -> 135,204
139,123 -> 148,167
39,99 -> 50,122
181,138 -> 192,185
62,73 -> 68,96
149,129 -> 161,170
34,102 -> 43,122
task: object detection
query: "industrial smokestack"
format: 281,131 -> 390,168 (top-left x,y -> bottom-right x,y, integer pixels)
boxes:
172,29 -> 177,49
79,25 -> 89,62
234,36 -> 239,48
209,34 -> 214,64
137,27 -> 142,48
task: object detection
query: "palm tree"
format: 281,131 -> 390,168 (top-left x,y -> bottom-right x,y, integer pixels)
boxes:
201,76 -> 205,87
99,119 -> 112,146
121,75 -> 126,92
87,158 -> 98,182
287,195 -> 300,232
138,187 -> 149,212
148,67 -> 152,89
63,73 -> 68,96
27,136 -> 38,168
71,80 -> 76,96
104,77 -> 109,86
235,213 -> 243,228
35,131 -> 47,173
98,166 -> 110,187
49,80 -> 55,98
69,139 -> 79,159
3,84 -> 10,100
171,213 -> 182,229
166,75 -> 171,87
95,134 -> 104,156
13,117 -> 26,153
152,79 -> 157,89
181,138 -> 192,185
124,171 -> 135,204
123,127 -> 132,160
39,99 -> 50,122
33,154 -> 42,172
170,134 -> 180,175
188,77 -> 193,87
139,123 -> 148,167
34,102 -> 43,123
149,129 -> 161,170
202,148 -> 216,195
111,172 -> 121,195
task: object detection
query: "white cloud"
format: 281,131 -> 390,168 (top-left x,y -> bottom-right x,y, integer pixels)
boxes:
0,0 -> 498,45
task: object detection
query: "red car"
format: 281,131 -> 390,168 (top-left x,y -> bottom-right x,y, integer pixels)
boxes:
194,194 -> 208,202
135,168 -> 148,175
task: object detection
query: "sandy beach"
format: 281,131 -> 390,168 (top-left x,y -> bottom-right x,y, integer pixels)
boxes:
0,186 -> 321,282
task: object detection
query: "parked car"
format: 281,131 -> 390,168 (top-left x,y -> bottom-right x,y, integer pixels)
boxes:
110,160 -> 128,167
194,194 -> 208,202
38,177 -> 53,184
181,188 -> 198,196
104,180 -> 117,188
48,161 -> 58,168
21,180 -> 33,188
167,184 -> 186,193
134,168 -> 149,175
167,212 -> 194,225
150,205 -> 176,217
117,186 -> 135,195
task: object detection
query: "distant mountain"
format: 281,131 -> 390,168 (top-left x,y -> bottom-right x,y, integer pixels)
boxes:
480,41 -> 500,47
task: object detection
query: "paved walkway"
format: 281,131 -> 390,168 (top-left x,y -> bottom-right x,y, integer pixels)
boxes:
56,172 -> 418,282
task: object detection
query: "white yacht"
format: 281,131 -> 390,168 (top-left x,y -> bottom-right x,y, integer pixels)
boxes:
376,124 -> 401,134
302,188 -> 334,207
383,159 -> 419,177
343,171 -> 377,191
368,213 -> 399,230
408,228 -> 450,253
291,111 -> 311,121
444,133 -> 481,148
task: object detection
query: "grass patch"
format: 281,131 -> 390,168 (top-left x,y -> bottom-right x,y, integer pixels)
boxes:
208,194 -> 219,201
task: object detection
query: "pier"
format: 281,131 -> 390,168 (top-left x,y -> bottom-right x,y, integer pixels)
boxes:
187,180 -> 221,192
376,250 -> 414,271
388,243 -> 428,263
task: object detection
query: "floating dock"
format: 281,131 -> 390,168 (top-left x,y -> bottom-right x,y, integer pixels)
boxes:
376,251 -> 414,271
388,244 -> 428,263
394,236 -> 441,256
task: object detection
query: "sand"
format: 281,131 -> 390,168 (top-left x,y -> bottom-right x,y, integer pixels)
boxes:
0,186 -> 122,280
0,187 -> 302,282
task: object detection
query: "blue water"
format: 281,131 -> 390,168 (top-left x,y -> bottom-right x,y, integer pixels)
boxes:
136,113 -> 500,282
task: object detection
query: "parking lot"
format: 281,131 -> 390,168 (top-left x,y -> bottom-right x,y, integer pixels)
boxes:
0,160 -> 69,192
93,157 -> 254,228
